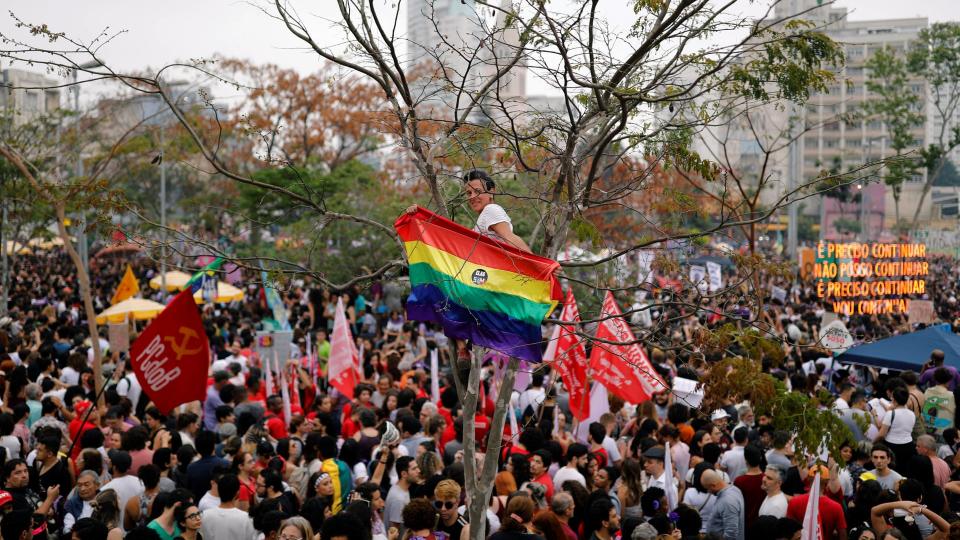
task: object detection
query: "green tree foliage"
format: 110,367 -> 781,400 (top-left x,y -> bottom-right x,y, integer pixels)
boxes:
907,23 -> 960,226
933,159 -> 960,186
864,46 -> 924,224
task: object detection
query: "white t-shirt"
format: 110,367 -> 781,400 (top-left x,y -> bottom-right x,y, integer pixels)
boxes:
101,474 -> 145,526
201,506 -> 258,540
474,204 -> 512,242
553,466 -> 587,489
198,492 -> 220,512
882,408 -> 916,445
759,492 -> 788,518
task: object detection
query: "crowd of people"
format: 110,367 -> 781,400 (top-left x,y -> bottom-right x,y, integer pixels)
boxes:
3,225 -> 960,540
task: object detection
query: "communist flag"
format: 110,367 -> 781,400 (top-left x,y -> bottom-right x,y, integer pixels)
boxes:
129,290 -> 209,413
543,289 -> 590,420
589,291 -> 667,404
111,265 -> 140,305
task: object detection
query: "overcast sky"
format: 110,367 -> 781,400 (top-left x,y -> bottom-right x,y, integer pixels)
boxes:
1,0 -> 957,96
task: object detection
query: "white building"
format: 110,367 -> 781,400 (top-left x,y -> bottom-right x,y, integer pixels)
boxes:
0,68 -> 61,124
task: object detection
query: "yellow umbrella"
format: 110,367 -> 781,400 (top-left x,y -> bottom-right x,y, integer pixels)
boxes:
95,298 -> 167,324
148,271 -> 193,292
194,281 -> 245,304
4,241 -> 30,255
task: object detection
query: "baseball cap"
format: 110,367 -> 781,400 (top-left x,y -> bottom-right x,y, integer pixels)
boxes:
711,409 -> 730,421
0,490 -> 13,508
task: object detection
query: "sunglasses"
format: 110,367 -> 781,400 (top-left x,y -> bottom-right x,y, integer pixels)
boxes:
433,500 -> 457,510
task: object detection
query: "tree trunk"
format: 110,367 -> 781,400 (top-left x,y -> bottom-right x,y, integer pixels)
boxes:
0,199 -> 7,319
455,347 -> 519,540
54,203 -> 103,402
911,160 -> 946,230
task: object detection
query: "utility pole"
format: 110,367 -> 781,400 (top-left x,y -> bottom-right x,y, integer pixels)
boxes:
0,66 -> 9,319
787,106 -> 801,257
160,123 -> 167,295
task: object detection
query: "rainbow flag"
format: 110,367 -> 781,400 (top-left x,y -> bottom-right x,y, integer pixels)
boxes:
395,207 -> 562,362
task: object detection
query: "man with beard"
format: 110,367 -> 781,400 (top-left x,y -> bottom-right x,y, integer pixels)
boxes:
587,499 -> 620,540
528,450 -> 555,500
653,390 -> 670,422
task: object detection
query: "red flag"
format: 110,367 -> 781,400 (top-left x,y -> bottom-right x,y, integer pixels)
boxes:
543,289 -> 590,420
329,297 -> 359,398
589,291 -> 667,404
130,289 -> 210,413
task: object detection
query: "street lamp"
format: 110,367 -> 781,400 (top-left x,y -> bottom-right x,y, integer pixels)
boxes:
72,60 -> 103,271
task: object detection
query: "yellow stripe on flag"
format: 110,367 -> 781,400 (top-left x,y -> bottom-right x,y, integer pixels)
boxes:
404,241 -> 552,305
111,265 -> 140,305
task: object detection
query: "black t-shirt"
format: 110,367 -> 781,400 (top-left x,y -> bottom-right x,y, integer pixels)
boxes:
32,457 -> 71,498
6,486 -> 41,513
436,514 -> 468,540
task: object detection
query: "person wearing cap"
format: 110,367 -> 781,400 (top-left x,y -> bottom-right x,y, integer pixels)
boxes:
68,400 -> 99,459
641,446 -> 671,491
785,466 -> 846,540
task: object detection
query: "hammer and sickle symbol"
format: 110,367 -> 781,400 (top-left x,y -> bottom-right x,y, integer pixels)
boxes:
163,327 -> 202,361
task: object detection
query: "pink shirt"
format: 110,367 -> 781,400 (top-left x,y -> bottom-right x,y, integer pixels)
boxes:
129,449 -> 154,475
932,455 -> 951,489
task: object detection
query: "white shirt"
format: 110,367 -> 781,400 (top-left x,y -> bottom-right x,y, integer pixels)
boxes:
101,474 -> 145,525
720,445 -> 747,481
553,466 -> 587,489
201,507 -> 258,540
116,374 -> 143,412
601,436 -> 622,464
518,387 -> 546,416
474,203 -> 512,242
759,492 -> 788,518
882,408 -> 916,445
198,492 -> 220,512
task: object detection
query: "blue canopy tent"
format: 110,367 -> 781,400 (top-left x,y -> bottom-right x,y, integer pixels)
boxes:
837,325 -> 960,372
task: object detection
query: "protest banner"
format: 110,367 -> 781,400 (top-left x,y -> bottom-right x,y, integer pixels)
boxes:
129,290 -> 209,413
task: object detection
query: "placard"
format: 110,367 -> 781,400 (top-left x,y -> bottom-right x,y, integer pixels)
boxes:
690,265 -> 707,294
818,319 -> 854,355
108,323 -> 129,353
908,300 -> 936,325
672,377 -> 704,408
706,261 -> 723,292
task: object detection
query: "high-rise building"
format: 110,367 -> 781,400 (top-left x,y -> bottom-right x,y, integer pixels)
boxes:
720,1 -> 940,240
406,0 -> 526,122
